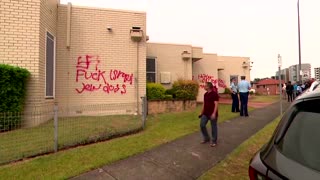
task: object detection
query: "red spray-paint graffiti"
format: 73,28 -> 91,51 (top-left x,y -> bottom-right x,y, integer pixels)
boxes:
75,55 -> 133,94
195,74 -> 227,89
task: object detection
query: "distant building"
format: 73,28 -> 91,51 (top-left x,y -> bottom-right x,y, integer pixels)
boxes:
315,67 -> 320,81
288,64 -> 311,83
275,68 -> 289,82
256,79 -> 284,95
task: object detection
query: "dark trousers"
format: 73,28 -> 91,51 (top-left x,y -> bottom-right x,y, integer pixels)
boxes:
287,92 -> 293,102
200,115 -> 218,144
239,92 -> 249,116
231,93 -> 240,112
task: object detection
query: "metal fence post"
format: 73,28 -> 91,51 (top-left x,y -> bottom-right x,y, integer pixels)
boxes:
54,104 -> 58,152
141,96 -> 147,129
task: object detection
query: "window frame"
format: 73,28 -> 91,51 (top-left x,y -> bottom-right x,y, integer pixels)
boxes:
146,57 -> 157,83
45,30 -> 56,99
274,98 -> 320,171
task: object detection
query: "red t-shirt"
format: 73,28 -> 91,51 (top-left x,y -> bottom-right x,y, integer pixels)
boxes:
203,91 -> 219,117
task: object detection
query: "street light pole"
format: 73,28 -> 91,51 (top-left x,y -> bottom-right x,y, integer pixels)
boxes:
297,0 -> 302,83
278,54 -> 283,115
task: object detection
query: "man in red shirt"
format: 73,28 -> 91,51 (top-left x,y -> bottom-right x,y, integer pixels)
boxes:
199,82 -> 219,147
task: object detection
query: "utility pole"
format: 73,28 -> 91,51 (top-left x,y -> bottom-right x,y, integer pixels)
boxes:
278,54 -> 283,115
297,0 -> 302,83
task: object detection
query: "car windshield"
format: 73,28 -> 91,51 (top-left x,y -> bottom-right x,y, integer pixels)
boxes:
278,99 -> 320,172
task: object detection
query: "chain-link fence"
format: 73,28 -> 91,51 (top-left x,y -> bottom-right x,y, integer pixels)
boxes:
0,97 -> 147,165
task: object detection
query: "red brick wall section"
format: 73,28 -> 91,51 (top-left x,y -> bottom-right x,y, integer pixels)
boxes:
256,85 -> 279,95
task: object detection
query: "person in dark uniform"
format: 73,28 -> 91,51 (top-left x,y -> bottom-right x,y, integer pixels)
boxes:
286,81 -> 294,102
199,82 -> 219,147
230,78 -> 240,113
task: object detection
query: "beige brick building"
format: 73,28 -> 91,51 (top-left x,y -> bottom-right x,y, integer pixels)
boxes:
1,1 -> 147,125
147,43 -> 251,102
1,1 -> 251,124
0,0 -> 59,120
56,4 -> 146,113
146,43 -> 202,88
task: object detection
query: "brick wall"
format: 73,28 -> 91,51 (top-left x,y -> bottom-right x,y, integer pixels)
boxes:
56,5 -> 147,113
38,0 -> 58,109
0,0 -> 59,125
256,84 -> 279,95
217,56 -> 251,93
148,100 -> 196,114
147,43 -> 193,89
192,53 -> 219,102
0,0 -> 41,108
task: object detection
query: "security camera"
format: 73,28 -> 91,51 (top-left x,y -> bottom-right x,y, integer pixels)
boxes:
107,27 -> 113,31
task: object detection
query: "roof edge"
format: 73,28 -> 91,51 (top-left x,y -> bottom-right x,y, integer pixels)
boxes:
58,3 -> 146,14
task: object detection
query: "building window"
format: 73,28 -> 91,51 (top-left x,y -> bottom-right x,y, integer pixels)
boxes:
46,32 -> 55,98
146,58 -> 156,83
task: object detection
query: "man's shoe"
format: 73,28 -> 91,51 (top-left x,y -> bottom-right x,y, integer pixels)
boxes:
200,140 -> 210,144
210,143 -> 217,147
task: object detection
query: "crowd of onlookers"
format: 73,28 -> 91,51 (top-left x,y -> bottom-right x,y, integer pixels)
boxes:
282,79 -> 315,102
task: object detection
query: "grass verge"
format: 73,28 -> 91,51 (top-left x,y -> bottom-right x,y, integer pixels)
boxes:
251,95 -> 279,103
0,104 -> 241,179
0,115 -> 141,165
198,116 -> 280,180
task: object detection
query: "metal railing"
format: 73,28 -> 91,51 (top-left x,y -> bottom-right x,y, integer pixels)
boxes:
0,98 -> 147,165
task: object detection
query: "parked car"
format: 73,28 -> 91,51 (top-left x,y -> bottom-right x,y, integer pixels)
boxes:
249,82 -> 320,180
306,80 -> 320,93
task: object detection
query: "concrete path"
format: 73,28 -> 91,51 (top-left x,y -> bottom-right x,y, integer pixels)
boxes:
71,101 -> 289,180
219,98 -> 274,109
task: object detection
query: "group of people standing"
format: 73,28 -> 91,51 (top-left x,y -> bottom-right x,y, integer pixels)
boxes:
230,76 -> 251,117
198,77 -> 314,148
198,76 -> 251,148
282,80 -> 312,102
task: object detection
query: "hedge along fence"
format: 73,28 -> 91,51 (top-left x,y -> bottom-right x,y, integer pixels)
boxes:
146,79 -> 199,101
0,64 -> 31,131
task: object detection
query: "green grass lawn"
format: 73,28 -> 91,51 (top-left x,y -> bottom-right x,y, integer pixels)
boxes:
251,95 -> 279,103
0,104 -> 242,180
199,117 -> 280,180
0,115 -> 141,165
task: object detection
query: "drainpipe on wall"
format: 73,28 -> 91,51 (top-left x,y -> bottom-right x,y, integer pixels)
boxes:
66,2 -> 71,49
66,2 -> 72,110
136,42 -> 140,114
130,27 -> 143,115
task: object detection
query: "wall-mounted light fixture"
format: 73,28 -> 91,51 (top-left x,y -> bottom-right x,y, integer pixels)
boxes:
130,26 -> 143,42
181,50 -> 191,60
107,27 -> 113,32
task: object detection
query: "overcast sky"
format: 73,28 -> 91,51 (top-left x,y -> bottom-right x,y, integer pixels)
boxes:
61,0 -> 320,80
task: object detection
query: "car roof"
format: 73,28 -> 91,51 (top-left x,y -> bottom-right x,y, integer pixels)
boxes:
295,81 -> 320,101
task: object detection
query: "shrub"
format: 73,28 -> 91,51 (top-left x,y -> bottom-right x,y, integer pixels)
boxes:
146,83 -> 166,100
171,79 -> 199,100
165,88 -> 175,95
175,90 -> 191,100
163,94 -> 173,100
249,91 -> 254,95
0,64 -> 30,131
224,88 -> 232,94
